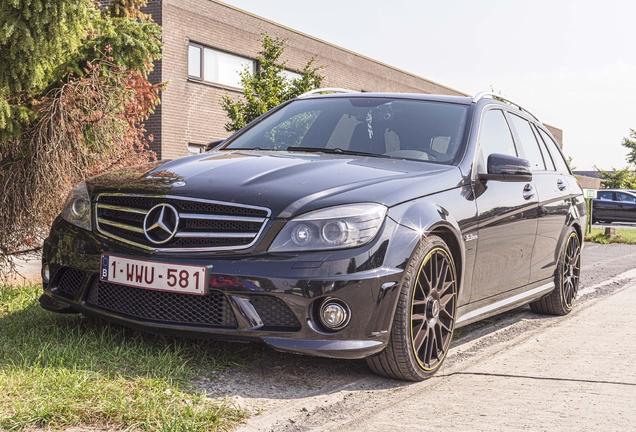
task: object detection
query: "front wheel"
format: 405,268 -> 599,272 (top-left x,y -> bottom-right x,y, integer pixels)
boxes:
530,228 -> 581,316
367,235 -> 457,381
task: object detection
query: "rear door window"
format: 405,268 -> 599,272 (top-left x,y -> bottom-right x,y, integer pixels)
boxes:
536,128 -> 570,174
618,192 -> 636,203
508,114 -> 546,171
532,125 -> 555,171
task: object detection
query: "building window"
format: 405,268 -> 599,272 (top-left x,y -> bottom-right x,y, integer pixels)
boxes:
188,43 -> 255,88
188,45 -> 202,78
188,143 -> 205,156
281,69 -> 302,81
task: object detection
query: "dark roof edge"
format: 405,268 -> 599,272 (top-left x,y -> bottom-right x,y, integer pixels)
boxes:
210,0 -> 469,97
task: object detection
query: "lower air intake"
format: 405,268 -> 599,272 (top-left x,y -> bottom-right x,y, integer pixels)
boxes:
250,296 -> 301,330
56,268 -> 86,297
87,279 -> 238,328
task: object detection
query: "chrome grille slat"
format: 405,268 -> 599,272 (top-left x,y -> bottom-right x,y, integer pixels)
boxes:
179,213 -> 266,223
175,232 -> 257,239
99,204 -> 149,215
97,218 -> 145,233
95,194 -> 270,252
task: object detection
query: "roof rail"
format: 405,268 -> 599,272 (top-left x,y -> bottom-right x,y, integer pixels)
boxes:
472,91 -> 539,121
296,88 -> 359,99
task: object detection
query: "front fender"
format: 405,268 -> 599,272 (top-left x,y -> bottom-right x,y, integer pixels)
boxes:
387,200 -> 466,288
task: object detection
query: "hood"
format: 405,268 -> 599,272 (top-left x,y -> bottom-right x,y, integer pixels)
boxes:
88,150 -> 464,218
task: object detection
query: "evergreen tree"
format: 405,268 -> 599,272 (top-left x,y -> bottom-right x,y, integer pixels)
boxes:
622,129 -> 636,166
597,166 -> 636,189
0,0 -> 163,279
0,0 -> 95,138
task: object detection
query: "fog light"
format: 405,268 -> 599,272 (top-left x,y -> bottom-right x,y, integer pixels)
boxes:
42,264 -> 50,282
319,299 -> 350,331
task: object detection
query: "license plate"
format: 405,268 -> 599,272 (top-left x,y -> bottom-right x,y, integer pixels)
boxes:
100,254 -> 207,295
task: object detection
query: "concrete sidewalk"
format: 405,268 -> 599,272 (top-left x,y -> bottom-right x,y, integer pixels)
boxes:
338,281 -> 636,431
4,255 -> 41,284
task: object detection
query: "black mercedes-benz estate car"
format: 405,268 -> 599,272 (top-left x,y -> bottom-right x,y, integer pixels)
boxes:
40,90 -> 585,381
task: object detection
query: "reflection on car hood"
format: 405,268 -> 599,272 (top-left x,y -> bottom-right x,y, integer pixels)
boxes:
88,150 -> 463,218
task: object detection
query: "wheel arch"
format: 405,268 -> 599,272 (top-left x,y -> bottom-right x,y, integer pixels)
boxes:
554,208 -> 584,263
429,224 -> 464,294
386,200 -> 467,298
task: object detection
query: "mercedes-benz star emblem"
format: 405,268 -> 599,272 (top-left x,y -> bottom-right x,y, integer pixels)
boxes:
143,203 -> 180,244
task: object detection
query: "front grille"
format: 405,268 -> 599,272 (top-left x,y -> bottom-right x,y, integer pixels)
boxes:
87,279 -> 238,328
94,194 -> 270,251
56,268 -> 86,297
250,296 -> 301,330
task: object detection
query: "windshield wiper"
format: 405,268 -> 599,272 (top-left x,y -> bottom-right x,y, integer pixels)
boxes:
286,146 -> 392,158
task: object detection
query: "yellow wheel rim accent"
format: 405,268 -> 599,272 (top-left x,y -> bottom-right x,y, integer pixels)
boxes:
410,247 -> 457,372
561,232 -> 580,309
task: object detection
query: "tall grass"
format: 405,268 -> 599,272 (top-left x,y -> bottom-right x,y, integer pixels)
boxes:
585,227 -> 636,244
0,284 -> 246,431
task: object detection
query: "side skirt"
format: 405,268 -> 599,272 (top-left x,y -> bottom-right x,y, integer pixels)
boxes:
455,280 -> 554,328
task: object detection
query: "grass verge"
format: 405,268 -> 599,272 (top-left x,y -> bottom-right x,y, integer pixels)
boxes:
0,284 -> 247,431
585,227 -> 636,244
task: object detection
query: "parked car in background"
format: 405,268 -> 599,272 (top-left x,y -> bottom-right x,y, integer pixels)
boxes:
592,189 -> 636,224
39,90 -> 585,381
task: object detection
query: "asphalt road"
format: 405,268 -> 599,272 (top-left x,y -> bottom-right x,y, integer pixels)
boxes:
235,243 -> 636,432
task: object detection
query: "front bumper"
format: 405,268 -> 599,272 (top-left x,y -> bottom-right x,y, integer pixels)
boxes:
40,218 -> 415,359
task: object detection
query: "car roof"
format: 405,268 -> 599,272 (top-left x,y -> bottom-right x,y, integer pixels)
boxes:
296,91 -> 545,124
298,92 -> 474,105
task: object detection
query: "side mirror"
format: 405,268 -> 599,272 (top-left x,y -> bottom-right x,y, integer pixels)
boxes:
479,153 -> 532,182
205,139 -> 225,152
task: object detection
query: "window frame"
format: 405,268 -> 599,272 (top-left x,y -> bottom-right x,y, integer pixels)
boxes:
187,42 -> 256,89
531,124 -> 556,171
535,125 -> 572,175
596,191 -> 614,201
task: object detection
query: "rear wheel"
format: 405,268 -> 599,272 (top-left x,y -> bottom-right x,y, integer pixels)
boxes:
367,235 -> 457,381
530,228 -> 581,316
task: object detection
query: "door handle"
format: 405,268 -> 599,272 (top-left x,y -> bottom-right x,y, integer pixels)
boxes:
557,179 -> 567,191
523,184 -> 535,200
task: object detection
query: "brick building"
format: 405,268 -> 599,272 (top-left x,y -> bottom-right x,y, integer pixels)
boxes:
142,0 -> 563,159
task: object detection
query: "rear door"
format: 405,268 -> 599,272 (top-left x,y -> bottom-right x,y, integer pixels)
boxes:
506,115 -> 571,283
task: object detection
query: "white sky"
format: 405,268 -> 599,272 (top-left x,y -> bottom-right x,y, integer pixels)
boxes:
220,0 -> 636,171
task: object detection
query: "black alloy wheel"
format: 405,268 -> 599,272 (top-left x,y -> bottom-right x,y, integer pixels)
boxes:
367,235 -> 457,381
530,228 -> 581,316
561,231 -> 581,308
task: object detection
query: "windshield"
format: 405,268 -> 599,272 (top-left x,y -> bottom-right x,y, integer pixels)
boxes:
223,97 -> 469,164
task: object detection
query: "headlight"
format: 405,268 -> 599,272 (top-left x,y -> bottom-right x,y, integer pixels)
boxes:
269,203 -> 387,252
60,182 -> 92,231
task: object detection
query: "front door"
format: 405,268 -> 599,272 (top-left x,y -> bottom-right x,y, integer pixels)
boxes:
592,191 -> 616,222
469,108 -> 538,303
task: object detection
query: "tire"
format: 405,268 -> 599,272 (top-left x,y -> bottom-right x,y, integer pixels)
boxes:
529,228 -> 581,316
366,235 -> 458,381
